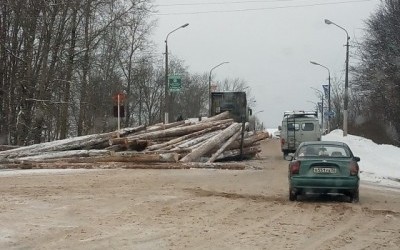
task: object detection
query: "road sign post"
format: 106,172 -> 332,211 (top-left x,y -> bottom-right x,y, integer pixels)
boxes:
324,111 -> 335,118
112,92 -> 126,137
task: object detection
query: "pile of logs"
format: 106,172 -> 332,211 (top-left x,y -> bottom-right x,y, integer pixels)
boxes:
0,112 -> 268,170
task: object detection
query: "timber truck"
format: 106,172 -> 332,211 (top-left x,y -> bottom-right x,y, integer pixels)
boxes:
210,92 -> 254,129
210,91 -> 254,160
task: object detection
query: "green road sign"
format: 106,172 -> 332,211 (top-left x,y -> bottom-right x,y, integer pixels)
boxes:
168,75 -> 182,92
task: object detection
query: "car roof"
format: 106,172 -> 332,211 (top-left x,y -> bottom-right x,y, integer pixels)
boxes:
300,141 -> 348,147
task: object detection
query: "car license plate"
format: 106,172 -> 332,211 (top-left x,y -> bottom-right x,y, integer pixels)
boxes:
313,167 -> 337,174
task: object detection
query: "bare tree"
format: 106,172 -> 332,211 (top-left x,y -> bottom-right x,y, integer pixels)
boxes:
352,0 -> 400,144
329,77 -> 344,131
0,0 -> 156,145
219,77 -> 248,92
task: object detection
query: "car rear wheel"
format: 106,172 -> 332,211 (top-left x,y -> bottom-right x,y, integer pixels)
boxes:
349,188 -> 359,203
289,188 -> 297,201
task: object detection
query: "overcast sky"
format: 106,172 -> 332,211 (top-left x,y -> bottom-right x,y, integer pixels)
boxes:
150,0 -> 380,128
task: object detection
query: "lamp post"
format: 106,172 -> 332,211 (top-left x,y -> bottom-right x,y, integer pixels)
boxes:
310,61 -> 331,132
325,19 -> 350,136
164,23 -> 189,124
208,61 -> 229,116
311,87 -> 324,131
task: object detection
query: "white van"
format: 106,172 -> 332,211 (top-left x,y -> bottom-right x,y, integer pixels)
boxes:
279,111 -> 321,157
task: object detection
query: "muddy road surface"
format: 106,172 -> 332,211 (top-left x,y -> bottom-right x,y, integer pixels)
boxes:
0,139 -> 399,249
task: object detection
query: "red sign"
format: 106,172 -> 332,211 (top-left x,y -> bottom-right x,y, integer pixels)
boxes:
112,92 -> 126,102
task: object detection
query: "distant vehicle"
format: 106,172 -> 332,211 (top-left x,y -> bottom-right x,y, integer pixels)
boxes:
286,141 -> 360,202
210,91 -> 252,125
279,111 -> 321,157
273,130 -> 281,139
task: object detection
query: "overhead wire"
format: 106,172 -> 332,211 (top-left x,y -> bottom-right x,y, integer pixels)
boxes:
154,0 -> 373,16
157,0 -> 327,7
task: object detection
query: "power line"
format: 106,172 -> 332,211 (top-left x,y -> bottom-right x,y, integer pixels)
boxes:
157,0 -> 322,7
154,0 -> 372,16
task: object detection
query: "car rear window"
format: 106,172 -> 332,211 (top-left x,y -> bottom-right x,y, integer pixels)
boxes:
298,145 -> 351,157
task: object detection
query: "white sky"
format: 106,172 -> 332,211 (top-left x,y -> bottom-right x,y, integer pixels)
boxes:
150,0 -> 381,128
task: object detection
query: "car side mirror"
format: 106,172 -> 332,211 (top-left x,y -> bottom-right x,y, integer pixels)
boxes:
278,125 -> 282,131
353,156 -> 360,162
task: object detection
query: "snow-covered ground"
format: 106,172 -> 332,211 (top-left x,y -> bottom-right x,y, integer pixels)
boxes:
324,129 -> 400,189
267,127 -> 400,189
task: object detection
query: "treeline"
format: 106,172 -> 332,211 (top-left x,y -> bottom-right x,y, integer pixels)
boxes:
0,0 -> 157,145
0,0 -> 215,146
312,1 -> 400,145
349,0 -> 400,145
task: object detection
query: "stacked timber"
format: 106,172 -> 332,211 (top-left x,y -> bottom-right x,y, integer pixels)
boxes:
0,112 -> 268,170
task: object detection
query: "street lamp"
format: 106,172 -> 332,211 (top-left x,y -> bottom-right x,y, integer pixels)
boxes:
310,61 -> 331,132
325,19 -> 350,136
310,87 -> 324,131
208,61 -> 229,116
164,23 -> 189,124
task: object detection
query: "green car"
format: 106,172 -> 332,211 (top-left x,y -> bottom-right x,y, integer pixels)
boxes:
286,141 -> 360,202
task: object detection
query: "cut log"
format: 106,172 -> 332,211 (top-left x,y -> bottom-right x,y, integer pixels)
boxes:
144,122 -> 163,130
228,131 -> 269,150
100,152 -> 179,163
215,146 -> 261,161
180,123 -> 242,163
104,144 -> 127,152
136,120 -> 187,134
0,129 -> 131,158
118,125 -> 146,136
11,151 -> 179,164
147,148 -> 191,155
188,139 -> 209,150
7,150 -> 111,163
201,111 -> 230,122
3,161 -> 246,170
126,139 -> 152,151
0,145 -> 19,151
109,137 -> 127,146
146,123 -> 230,151
181,162 -> 246,170
173,131 -> 219,150
207,130 -> 241,163
125,119 -> 233,142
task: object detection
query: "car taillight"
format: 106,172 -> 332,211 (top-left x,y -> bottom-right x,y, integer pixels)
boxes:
290,161 -> 300,175
281,138 -> 285,146
349,161 -> 359,176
